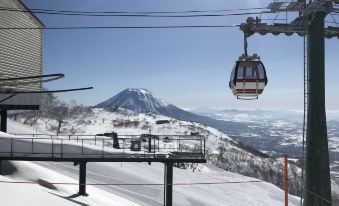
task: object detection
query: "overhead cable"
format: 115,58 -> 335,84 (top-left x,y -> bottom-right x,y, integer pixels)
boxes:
0,6 -> 267,15
0,9 -> 274,18
0,25 -> 239,30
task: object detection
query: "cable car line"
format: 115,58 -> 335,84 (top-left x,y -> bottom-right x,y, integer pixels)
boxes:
0,8 -> 275,18
0,25 -> 239,30
0,6 -> 267,15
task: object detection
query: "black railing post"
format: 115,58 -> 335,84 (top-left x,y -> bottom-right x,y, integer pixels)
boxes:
102,139 -> 104,158
148,136 -> 152,165
204,137 -> 206,158
164,162 -> 174,206
179,135 -> 181,152
52,139 -> 54,157
10,138 -> 13,157
81,139 -> 84,155
61,139 -> 63,158
154,138 -> 156,158
123,139 -> 125,154
0,109 -> 7,133
200,139 -> 202,158
148,137 -> 152,153
31,139 -> 34,154
78,162 -> 88,196
113,132 -> 120,149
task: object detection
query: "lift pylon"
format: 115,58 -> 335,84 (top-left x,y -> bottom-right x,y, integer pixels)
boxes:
237,1 -> 339,205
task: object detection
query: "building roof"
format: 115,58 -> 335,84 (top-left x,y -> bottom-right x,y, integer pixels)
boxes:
15,0 -> 45,28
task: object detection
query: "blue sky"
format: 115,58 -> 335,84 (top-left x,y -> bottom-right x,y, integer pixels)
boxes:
22,0 -> 339,110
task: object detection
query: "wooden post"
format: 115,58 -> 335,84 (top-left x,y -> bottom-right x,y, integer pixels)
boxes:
284,155 -> 288,206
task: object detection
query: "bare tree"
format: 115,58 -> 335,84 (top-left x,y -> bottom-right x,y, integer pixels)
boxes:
49,101 -> 69,135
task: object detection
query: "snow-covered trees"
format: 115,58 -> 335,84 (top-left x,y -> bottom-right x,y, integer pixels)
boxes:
10,93 -> 88,135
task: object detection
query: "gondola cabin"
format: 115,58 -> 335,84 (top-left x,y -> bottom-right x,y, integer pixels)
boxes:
229,55 -> 268,99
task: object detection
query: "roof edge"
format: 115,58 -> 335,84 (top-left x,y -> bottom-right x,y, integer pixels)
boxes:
15,0 -> 45,28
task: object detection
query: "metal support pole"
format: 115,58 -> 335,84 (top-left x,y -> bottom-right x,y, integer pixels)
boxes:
148,137 -> 152,153
304,11 -> 332,206
243,32 -> 248,56
61,139 -> 63,158
52,139 -> 54,157
113,132 -> 120,149
148,136 -> 152,165
204,137 -> 206,158
164,162 -> 173,206
102,139 -> 104,158
32,139 -> 34,154
284,155 -> 289,206
10,138 -> 13,157
0,109 -> 7,133
78,162 -> 87,196
179,135 -> 181,152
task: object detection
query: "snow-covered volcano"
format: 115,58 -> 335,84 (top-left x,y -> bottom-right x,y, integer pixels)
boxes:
94,88 -> 193,119
95,88 -> 249,134
95,88 -> 171,114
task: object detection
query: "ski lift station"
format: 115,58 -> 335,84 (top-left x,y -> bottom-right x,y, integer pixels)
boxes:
0,1 -> 206,206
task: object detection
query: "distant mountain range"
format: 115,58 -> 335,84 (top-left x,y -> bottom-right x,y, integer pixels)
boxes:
94,88 -> 250,134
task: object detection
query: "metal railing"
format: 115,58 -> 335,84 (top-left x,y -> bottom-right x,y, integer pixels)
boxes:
1,133 -> 206,160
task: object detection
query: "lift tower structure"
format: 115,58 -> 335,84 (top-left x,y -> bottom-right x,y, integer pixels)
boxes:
239,0 -> 339,205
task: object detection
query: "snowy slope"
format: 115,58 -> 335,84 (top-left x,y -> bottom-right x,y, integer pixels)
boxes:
12,108 -> 302,196
0,121 -> 140,206
3,119 -> 301,206
0,161 -> 139,206
38,161 -> 301,206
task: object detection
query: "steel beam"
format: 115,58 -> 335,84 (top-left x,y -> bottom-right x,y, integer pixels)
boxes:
0,109 -> 7,133
303,11 -> 332,206
78,162 -> 88,196
164,162 -> 173,206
